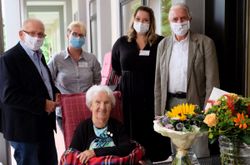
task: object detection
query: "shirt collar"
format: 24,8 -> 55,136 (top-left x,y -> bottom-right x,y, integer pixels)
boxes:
20,41 -> 42,58
172,32 -> 190,44
64,48 -> 85,60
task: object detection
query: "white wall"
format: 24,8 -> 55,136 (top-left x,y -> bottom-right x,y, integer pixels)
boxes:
0,0 -> 22,163
3,0 -> 22,50
96,0 -> 112,63
111,1 -> 120,45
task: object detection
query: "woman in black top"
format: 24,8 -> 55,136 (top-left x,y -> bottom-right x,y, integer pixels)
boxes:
112,6 -> 171,162
70,85 -> 135,164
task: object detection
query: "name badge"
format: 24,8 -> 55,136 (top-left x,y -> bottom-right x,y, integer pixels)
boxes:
78,61 -> 88,68
139,50 -> 150,56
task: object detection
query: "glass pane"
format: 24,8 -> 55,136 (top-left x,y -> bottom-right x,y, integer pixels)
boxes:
90,0 -> 96,16
161,0 -> 172,36
90,0 -> 97,55
90,19 -> 97,55
121,0 -> 141,35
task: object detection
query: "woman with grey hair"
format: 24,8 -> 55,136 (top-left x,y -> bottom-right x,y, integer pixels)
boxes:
48,21 -> 101,131
69,85 -> 137,164
86,85 -> 116,109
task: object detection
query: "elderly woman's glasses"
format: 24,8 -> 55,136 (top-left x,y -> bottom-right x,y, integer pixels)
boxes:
23,30 -> 46,38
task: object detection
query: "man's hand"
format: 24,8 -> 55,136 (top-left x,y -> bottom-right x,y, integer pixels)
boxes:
55,93 -> 61,105
77,150 -> 96,164
45,99 -> 57,113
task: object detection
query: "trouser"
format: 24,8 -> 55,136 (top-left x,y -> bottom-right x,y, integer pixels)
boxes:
10,130 -> 58,165
56,116 -> 63,132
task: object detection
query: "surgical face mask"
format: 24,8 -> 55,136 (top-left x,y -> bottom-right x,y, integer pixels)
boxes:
69,36 -> 85,49
24,33 -> 44,51
170,21 -> 190,36
133,21 -> 150,34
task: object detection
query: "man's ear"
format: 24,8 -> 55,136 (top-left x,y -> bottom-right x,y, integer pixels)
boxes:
19,30 -> 24,41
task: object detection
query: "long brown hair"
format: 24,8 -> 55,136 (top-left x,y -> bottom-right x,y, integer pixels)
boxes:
127,6 -> 157,45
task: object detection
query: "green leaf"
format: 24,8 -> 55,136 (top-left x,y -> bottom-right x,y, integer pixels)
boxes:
241,135 -> 250,145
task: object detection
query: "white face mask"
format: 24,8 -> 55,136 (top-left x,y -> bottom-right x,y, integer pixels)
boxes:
170,21 -> 190,36
24,33 -> 44,51
133,21 -> 150,34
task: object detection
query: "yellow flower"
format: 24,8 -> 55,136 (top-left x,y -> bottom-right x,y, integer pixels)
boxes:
203,113 -> 218,127
167,103 -> 196,121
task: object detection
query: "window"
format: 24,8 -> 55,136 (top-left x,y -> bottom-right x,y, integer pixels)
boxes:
89,0 -> 97,55
161,0 -> 171,36
120,0 -> 142,35
119,0 -> 172,36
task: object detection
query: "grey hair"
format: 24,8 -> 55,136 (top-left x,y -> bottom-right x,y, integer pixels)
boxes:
22,18 -> 45,30
168,3 -> 192,19
86,85 -> 116,109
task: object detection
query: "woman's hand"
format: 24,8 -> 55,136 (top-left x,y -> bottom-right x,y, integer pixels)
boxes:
77,149 -> 96,164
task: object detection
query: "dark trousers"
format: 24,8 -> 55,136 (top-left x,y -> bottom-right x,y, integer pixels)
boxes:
10,130 -> 57,165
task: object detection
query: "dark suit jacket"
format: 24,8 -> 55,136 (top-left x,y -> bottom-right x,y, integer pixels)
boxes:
0,42 -> 59,142
0,102 -> 2,132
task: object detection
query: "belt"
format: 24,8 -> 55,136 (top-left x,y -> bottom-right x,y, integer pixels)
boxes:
168,92 -> 187,98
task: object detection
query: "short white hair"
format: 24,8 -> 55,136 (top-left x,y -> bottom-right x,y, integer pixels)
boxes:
86,85 -> 116,109
168,3 -> 192,20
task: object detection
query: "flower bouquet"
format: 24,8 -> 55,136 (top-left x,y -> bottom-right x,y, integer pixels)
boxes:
154,103 -> 206,165
203,93 -> 250,164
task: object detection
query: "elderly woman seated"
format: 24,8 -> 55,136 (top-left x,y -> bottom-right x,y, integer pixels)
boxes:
60,85 -> 144,165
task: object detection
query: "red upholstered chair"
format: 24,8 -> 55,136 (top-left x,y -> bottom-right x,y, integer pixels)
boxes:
59,91 -> 145,165
60,91 -> 123,149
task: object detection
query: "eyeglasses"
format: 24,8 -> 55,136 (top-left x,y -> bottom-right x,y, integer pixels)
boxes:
71,31 -> 85,38
170,17 -> 190,23
23,30 -> 47,38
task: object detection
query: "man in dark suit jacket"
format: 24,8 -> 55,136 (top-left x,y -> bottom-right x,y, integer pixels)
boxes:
0,18 -> 60,165
0,102 -> 2,132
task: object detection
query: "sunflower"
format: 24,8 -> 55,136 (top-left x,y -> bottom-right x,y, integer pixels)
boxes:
167,103 -> 196,121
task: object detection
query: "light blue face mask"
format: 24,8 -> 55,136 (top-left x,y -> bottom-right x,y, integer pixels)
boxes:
69,36 -> 85,49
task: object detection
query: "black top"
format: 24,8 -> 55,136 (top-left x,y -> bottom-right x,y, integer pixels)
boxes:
70,118 -> 136,157
111,35 -> 171,161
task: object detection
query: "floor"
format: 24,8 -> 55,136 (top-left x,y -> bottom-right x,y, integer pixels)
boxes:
10,122 -> 65,165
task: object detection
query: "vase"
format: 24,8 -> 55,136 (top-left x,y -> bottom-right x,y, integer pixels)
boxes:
171,147 -> 192,165
171,143 -> 200,165
219,136 -> 250,165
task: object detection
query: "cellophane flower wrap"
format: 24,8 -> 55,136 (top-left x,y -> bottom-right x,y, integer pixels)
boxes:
154,103 -> 206,165
203,93 -> 250,144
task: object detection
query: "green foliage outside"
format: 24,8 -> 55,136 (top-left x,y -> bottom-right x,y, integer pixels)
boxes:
161,0 -> 172,36
131,0 -> 141,13
41,37 -> 51,63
